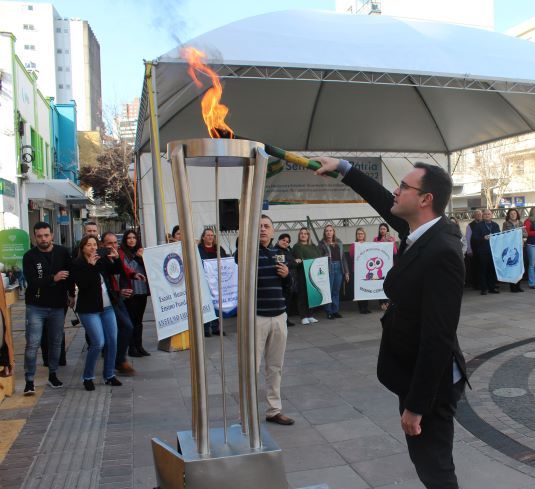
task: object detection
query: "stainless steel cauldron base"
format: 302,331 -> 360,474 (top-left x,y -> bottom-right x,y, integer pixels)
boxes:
151,425 -> 288,489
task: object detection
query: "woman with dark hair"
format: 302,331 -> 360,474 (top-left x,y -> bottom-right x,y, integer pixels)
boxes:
170,225 -> 181,242
119,229 -> 151,356
349,228 -> 371,314
373,223 -> 398,310
198,228 -> 227,336
318,225 -> 349,320
292,228 -> 321,325
274,233 -> 297,326
71,235 -> 123,391
502,209 -> 526,292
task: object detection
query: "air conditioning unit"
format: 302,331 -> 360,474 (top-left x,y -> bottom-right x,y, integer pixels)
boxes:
370,2 -> 381,13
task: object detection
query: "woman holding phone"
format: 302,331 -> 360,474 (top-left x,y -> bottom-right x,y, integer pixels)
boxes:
71,235 -> 123,391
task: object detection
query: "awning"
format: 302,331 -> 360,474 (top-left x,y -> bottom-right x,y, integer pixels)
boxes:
25,179 -> 92,206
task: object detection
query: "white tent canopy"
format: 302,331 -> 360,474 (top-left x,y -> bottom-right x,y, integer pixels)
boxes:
135,9 -> 535,155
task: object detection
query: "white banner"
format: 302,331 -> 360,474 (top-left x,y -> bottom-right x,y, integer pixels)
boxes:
143,243 -> 216,340
490,228 -> 524,283
203,257 -> 238,317
353,242 -> 394,300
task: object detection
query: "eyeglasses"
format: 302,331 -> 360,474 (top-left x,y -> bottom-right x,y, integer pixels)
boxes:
399,181 -> 425,193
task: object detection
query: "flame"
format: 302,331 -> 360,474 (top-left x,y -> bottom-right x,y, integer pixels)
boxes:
181,47 -> 234,139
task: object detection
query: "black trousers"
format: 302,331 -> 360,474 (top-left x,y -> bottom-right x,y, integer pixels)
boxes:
296,270 -> 311,318
478,251 -> 496,292
124,295 -> 148,349
399,381 -> 464,489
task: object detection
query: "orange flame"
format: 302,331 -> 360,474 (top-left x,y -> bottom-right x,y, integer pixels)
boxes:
181,47 -> 234,139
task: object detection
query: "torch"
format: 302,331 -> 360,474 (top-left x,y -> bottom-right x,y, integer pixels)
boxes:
264,144 -> 339,179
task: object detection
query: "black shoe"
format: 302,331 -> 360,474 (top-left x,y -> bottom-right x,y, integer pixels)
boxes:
128,347 -> 143,358
105,376 -> 122,386
517,287 -> 524,292
48,373 -> 63,389
287,320 -> 295,327
138,347 -> 151,356
364,309 -> 372,314
489,288 -> 500,294
204,331 -> 212,337
481,290 -> 487,295
327,314 -> 335,320
24,381 -> 35,396
212,330 -> 227,336
333,313 -> 343,319
83,379 -> 95,391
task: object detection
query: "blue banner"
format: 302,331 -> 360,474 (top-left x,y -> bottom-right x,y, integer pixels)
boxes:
489,228 -> 524,283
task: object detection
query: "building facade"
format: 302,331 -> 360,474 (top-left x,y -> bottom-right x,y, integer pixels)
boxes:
0,1 -> 102,131
116,97 -> 139,146
0,32 -> 88,247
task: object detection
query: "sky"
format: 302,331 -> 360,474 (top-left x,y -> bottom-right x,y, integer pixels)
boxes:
13,0 -> 535,114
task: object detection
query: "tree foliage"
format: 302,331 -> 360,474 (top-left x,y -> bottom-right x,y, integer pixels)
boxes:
80,142 -> 134,221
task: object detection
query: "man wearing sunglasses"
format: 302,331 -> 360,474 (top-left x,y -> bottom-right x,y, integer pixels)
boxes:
315,158 -> 467,489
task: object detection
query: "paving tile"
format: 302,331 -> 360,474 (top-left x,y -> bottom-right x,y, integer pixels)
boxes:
287,465 -> 370,489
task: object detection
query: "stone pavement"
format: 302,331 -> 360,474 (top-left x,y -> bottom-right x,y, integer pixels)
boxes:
1,286 -> 535,489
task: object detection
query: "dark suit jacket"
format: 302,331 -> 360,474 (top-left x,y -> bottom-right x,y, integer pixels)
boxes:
342,167 -> 467,415
471,220 -> 500,254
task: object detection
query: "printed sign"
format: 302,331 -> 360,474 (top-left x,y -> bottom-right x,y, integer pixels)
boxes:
353,242 -> 394,300
0,229 -> 31,268
143,242 -> 216,340
489,228 -> 524,284
265,157 -> 383,203
203,257 -> 238,317
303,256 -> 331,307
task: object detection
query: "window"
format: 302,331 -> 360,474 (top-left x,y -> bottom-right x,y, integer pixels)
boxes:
24,45 -> 36,50
65,67 -> 70,72
63,28 -> 68,33
66,84 -> 71,89
58,84 -> 63,89
27,5 -> 34,10
56,27 -> 61,33
65,49 -> 70,54
25,62 -> 37,69
56,48 -> 62,53
58,67 -> 63,72
23,24 -> 35,30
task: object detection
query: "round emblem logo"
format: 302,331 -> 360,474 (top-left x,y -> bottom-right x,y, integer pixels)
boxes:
163,253 -> 184,284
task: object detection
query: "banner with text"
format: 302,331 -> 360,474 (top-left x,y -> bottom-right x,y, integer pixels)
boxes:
203,257 -> 238,317
144,243 -> 216,340
490,228 -> 524,284
353,242 -> 394,300
265,157 -> 383,203
303,256 -> 331,307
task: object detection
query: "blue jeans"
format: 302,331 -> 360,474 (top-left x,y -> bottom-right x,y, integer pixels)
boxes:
79,307 -> 118,380
112,300 -> 134,365
325,261 -> 343,314
24,305 -> 65,381
528,245 -> 535,287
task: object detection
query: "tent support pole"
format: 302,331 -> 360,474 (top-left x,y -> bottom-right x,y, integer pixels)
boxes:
447,152 -> 453,214
146,61 -> 167,245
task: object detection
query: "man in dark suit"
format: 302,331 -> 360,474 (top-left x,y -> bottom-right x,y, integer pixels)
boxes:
471,209 -> 500,295
316,158 -> 467,489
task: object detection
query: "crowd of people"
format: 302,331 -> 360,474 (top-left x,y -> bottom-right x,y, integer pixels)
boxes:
22,221 -> 150,394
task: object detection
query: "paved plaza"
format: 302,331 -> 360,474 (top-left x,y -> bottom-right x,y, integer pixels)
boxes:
1,286 -> 535,489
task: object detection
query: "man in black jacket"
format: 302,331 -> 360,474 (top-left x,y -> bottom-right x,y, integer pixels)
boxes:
23,222 -> 74,395
316,158 -> 467,489
471,209 -> 501,295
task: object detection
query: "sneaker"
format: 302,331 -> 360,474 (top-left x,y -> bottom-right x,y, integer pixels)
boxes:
333,312 -> 343,319
47,373 -> 63,389
308,317 -> 319,323
301,318 -> 310,325
115,361 -> 135,376
105,376 -> 122,386
83,379 -> 95,391
24,381 -> 36,396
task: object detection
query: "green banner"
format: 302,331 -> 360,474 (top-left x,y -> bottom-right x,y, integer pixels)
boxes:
303,256 -> 331,308
0,229 -> 31,268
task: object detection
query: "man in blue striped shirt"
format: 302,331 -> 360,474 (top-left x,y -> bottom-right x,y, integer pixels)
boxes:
256,215 -> 295,426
